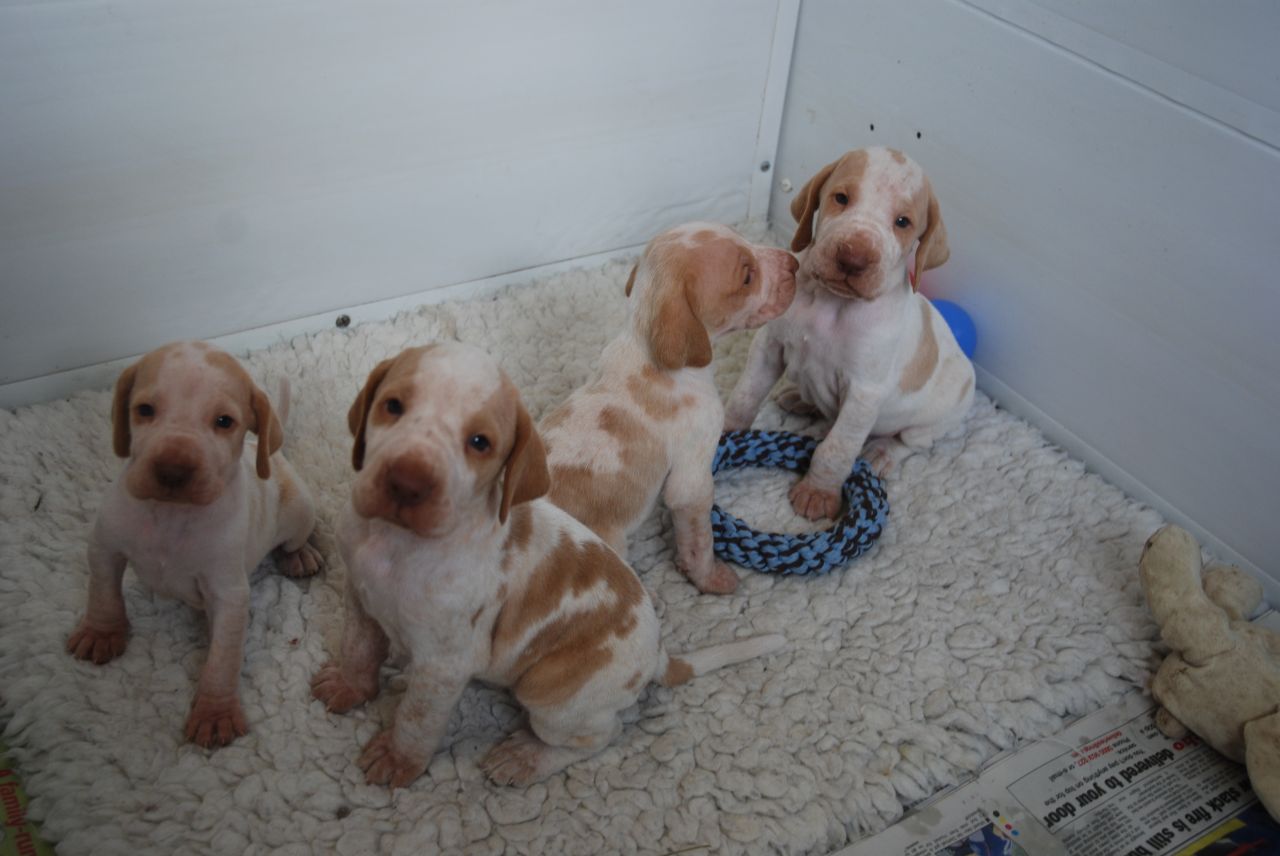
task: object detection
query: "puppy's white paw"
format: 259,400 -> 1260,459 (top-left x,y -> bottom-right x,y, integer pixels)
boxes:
66,619 -> 129,665
789,478 -> 841,521
185,692 -> 248,748
276,542 -> 323,577
358,729 -> 428,789
311,661 -> 378,714
480,729 -> 550,787
685,560 -> 740,595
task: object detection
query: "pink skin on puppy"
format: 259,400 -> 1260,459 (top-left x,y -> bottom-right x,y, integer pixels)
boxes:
68,341 -> 321,747
540,222 -> 797,593
725,148 -> 975,519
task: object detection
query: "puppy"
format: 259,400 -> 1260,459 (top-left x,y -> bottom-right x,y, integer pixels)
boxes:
540,222 -> 797,593
725,147 -> 975,519
67,341 -> 322,747
311,343 -> 784,787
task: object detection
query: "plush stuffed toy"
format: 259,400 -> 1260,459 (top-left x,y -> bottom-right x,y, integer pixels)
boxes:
1139,524 -> 1280,822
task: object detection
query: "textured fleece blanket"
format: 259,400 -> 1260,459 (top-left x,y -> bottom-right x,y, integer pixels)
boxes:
0,257 -> 1171,855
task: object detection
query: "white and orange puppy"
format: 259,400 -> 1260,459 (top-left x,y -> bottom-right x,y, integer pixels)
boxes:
541,223 -> 797,594
311,343 -> 783,788
68,341 -> 322,747
725,148 -> 975,520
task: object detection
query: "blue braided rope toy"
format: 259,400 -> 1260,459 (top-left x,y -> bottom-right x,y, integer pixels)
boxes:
710,429 -> 890,576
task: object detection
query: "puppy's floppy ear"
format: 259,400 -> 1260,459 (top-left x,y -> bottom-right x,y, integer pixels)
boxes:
790,159 -> 839,253
348,357 -> 395,471
645,269 -> 713,371
111,362 -> 139,458
248,386 -> 284,479
912,183 -> 949,292
499,399 -> 549,524
623,263 -> 638,297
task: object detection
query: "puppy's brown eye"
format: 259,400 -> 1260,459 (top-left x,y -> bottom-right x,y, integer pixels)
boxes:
214,415 -> 234,430
468,434 -> 491,453
833,192 -> 849,206
385,398 -> 404,416
135,403 -> 155,418
894,216 -> 912,229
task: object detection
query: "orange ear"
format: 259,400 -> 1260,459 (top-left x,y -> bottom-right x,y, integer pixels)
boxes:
347,358 -> 395,471
790,159 -> 839,252
249,386 -> 284,479
912,184 -> 949,292
111,362 -> 139,458
624,263 -> 639,297
499,399 -> 549,523
645,270 -> 713,371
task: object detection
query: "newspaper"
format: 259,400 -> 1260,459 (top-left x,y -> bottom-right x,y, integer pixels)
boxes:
839,613 -> 1280,856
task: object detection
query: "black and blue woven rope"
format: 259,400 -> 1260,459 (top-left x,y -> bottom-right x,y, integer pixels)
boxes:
710,429 -> 889,576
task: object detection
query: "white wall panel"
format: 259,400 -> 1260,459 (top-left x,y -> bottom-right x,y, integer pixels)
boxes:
0,1 -> 792,388
771,0 -> 1280,585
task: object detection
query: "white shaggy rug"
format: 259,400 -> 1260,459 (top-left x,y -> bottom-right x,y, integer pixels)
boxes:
0,257 -> 1172,855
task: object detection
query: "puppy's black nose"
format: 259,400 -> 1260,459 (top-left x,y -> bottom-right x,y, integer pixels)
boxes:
154,461 -> 195,490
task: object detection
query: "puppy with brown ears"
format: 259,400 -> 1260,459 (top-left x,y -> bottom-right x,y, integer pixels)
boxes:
540,222 -> 797,593
68,341 -> 321,747
726,148 -> 975,520
312,343 -> 784,788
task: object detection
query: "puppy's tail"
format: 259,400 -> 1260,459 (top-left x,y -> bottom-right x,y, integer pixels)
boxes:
655,634 -> 786,687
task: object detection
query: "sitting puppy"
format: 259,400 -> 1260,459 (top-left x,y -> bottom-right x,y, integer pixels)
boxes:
312,343 -> 784,788
541,222 -> 797,594
67,341 -> 322,747
725,147 -> 975,520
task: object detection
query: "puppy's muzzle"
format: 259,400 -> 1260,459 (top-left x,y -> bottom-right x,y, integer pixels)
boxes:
834,242 -> 879,279
154,459 -> 197,491
384,457 -> 438,508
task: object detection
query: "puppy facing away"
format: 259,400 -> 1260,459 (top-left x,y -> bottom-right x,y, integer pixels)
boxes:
540,222 -> 797,594
67,341 -> 322,747
725,147 -> 975,520
311,343 -> 784,788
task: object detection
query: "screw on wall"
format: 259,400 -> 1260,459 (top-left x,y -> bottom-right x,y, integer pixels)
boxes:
760,160 -> 771,172
335,314 -> 351,328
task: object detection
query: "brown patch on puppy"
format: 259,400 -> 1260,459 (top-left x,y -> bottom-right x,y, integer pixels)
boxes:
911,180 -> 949,292
597,406 -> 644,444
626,373 -> 681,420
790,151 -> 869,252
547,458 -> 658,543
900,302 -> 939,393
470,606 -> 484,627
661,657 -> 694,687
956,376 -> 974,404
889,148 -> 907,165
503,503 -> 535,555
491,535 -> 645,708
625,670 -> 644,690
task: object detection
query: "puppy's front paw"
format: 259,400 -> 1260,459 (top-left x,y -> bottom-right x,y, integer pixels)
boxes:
275,542 -> 323,578
311,661 -> 378,713
66,619 -> 129,665
481,729 -> 551,787
358,729 -> 428,789
185,693 -> 248,748
776,387 -> 819,416
789,479 -> 841,521
685,560 -> 740,595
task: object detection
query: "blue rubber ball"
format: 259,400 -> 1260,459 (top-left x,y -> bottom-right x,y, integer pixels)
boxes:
931,299 -> 977,359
